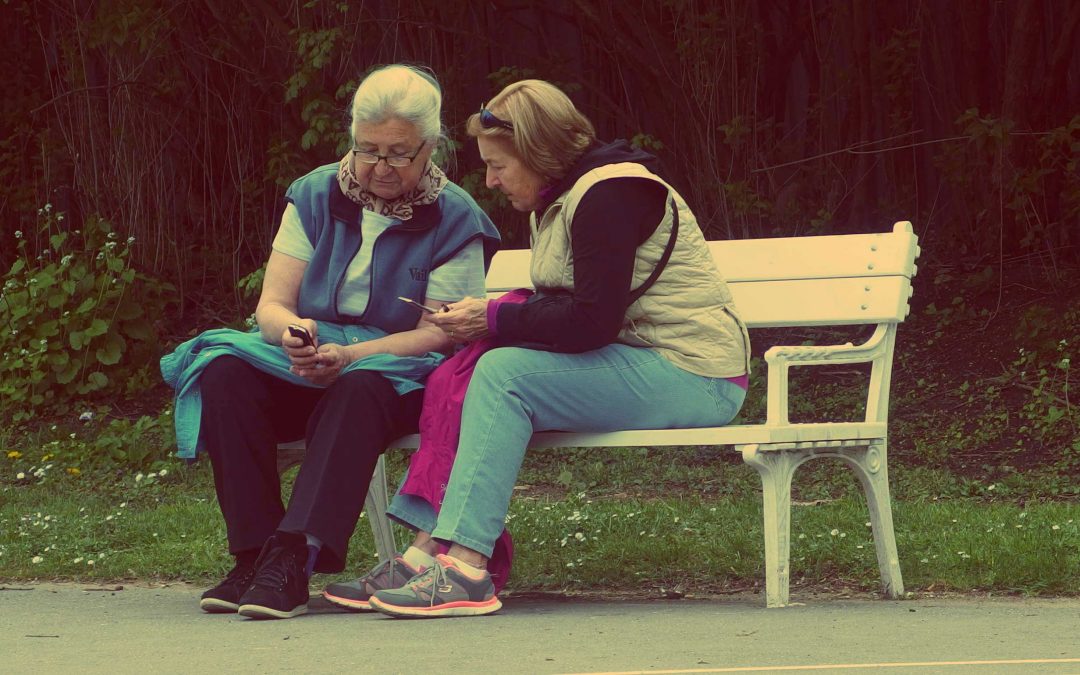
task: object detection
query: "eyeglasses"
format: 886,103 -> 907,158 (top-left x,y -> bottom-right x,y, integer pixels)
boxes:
479,104 -> 514,131
351,142 -> 427,168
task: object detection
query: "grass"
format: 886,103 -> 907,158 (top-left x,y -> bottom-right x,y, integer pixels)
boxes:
2,454 -> 1078,598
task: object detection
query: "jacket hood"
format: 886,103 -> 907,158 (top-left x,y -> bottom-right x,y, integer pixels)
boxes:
538,140 -> 663,211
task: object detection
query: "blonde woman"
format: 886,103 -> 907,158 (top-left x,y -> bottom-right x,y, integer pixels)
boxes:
369,80 -> 750,617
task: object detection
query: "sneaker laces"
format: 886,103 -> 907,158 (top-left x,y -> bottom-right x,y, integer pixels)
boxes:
363,558 -> 393,581
404,560 -> 450,608
223,560 -> 255,587
359,558 -> 395,591
251,548 -> 299,590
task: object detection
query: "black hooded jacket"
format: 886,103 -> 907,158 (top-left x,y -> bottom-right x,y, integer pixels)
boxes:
493,140 -> 669,352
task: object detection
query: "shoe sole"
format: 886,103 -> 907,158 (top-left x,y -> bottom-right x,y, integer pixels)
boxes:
368,596 -> 502,618
200,598 -> 240,613
237,603 -> 309,620
322,591 -> 374,612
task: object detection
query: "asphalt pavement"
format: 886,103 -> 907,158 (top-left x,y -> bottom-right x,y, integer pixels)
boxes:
2,583 -> 1079,674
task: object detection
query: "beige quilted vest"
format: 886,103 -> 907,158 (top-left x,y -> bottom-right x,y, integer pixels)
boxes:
529,163 -> 750,378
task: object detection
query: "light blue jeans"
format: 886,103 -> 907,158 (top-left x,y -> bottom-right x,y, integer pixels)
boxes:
386,344 -> 746,557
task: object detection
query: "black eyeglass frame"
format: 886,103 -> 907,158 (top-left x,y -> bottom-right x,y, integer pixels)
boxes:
350,141 -> 428,168
479,104 -> 514,131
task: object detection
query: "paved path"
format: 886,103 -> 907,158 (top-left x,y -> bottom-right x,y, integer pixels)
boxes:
1,583 -> 1078,674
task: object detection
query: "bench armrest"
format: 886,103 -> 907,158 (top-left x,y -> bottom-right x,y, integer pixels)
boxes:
764,323 -> 895,426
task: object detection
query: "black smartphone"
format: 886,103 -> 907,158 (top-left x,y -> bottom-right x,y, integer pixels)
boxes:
397,296 -> 442,314
287,324 -> 315,348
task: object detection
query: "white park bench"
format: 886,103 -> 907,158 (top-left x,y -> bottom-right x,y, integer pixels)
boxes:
279,220 -> 921,608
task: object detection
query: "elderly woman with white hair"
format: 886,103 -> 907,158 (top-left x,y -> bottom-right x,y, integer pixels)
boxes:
161,64 -> 499,620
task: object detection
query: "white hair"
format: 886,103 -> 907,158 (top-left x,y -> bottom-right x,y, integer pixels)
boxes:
349,65 -> 443,143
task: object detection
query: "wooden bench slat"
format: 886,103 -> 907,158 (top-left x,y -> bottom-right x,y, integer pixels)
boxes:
729,276 -> 914,325
381,422 -> 889,451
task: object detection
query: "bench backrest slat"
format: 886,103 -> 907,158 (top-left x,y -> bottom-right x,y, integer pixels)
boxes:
485,221 -> 919,327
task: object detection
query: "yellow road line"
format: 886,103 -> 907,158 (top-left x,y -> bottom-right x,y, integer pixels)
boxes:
566,657 -> 1080,674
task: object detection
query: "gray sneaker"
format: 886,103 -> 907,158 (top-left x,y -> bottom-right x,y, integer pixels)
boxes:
369,554 -> 502,618
322,556 -> 423,611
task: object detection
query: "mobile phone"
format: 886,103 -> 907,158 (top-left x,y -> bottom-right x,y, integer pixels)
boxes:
287,324 -> 315,348
398,296 -> 441,314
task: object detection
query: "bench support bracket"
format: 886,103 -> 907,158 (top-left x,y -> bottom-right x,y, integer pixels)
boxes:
740,440 -> 904,608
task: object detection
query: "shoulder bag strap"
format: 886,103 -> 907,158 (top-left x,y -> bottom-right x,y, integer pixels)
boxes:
626,198 -> 679,306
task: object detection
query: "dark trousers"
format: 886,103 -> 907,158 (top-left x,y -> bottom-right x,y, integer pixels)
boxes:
200,356 -> 422,574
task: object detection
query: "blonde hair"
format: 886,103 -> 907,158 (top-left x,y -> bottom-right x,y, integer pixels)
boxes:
466,80 -> 596,182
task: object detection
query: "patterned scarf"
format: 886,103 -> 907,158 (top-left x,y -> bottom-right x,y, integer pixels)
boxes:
336,152 -> 448,220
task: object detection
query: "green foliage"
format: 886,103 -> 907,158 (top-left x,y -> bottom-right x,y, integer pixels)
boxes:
935,109 -> 1078,264
237,264 -> 266,302
721,180 -> 770,218
1006,340 -> 1077,465
284,27 -> 342,103
0,208 -> 174,422
629,133 -> 665,151
921,266 -> 995,336
4,409 -> 176,479
236,266 -> 265,331
1037,115 -> 1080,227
457,168 -> 509,215
486,66 -> 538,93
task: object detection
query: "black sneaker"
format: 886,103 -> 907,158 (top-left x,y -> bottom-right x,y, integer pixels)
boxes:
236,532 -> 311,620
200,557 -> 256,613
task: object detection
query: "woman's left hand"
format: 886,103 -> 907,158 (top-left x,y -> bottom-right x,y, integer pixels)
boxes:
423,297 -> 490,344
291,342 -> 351,386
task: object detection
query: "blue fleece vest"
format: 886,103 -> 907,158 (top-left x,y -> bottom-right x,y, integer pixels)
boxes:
285,164 -> 500,333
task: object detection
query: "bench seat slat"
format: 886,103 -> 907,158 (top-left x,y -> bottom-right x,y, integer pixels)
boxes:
377,422 -> 888,451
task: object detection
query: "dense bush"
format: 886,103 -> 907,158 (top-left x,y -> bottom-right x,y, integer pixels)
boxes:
0,207 -> 174,423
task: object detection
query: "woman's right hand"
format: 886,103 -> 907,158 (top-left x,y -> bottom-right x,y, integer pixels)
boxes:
281,319 -> 319,368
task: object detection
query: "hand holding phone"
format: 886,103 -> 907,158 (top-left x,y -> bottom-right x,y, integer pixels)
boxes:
287,323 -> 315,348
398,296 -> 444,314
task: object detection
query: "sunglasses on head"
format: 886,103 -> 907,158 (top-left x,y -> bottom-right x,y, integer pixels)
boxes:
479,104 -> 514,131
